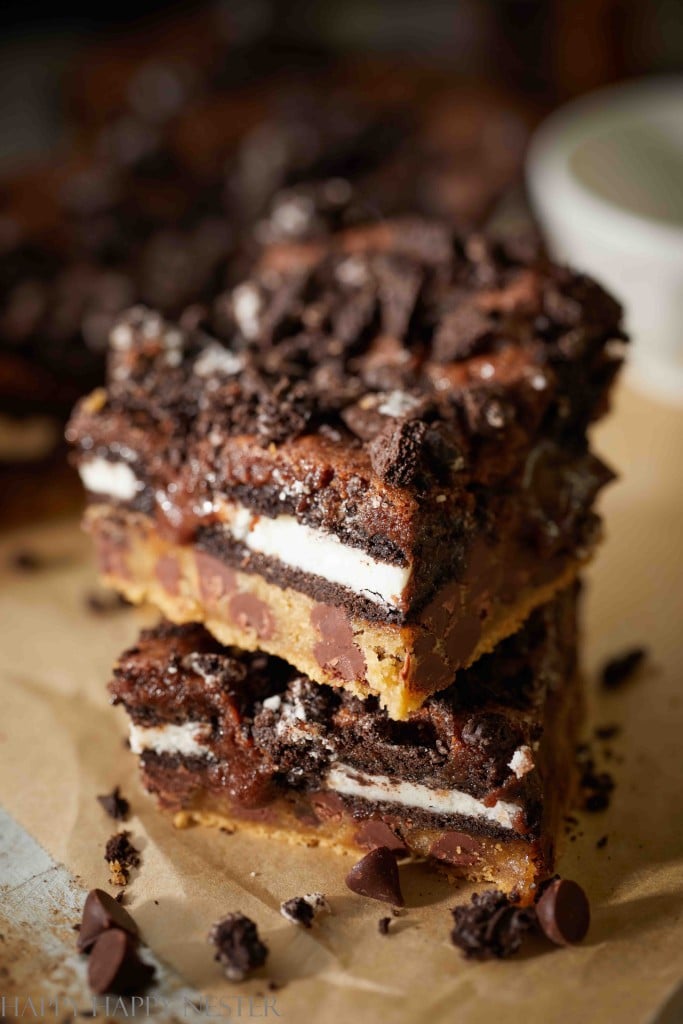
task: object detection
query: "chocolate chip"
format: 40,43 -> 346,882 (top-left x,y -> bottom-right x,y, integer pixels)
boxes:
596,835 -> 608,849
429,831 -> 483,867
209,913 -> 269,982
354,820 -> 408,857
535,879 -> 590,946
78,888 -> 139,953
378,916 -> 392,935
97,786 -> 130,821
87,929 -> 154,995
601,647 -> 647,690
8,549 -> 43,572
451,891 -> 534,960
345,847 -> 404,907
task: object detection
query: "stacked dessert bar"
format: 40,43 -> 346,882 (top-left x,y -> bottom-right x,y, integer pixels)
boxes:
68,217 -> 625,899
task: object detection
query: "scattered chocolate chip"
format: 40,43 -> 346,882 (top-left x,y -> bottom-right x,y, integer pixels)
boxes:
77,888 -> 138,952
279,893 -> 330,928
88,929 -> 154,995
601,647 -> 647,689
209,913 -> 268,982
105,831 -> 140,886
97,786 -> 130,821
596,835 -> 608,849
378,916 -> 392,936
8,549 -> 43,572
345,847 -> 404,907
451,891 -> 534,960
535,879 -> 590,946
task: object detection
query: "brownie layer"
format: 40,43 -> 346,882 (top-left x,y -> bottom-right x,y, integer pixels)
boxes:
111,589 -> 581,897
89,499 -> 589,716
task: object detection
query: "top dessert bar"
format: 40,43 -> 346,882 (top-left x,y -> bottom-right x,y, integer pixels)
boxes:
68,219 -> 624,716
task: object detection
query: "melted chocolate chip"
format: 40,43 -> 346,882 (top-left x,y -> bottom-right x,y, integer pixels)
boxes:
345,847 -> 404,907
354,820 -> 408,857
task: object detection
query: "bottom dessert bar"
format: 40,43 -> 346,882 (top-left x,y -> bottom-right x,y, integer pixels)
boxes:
110,586 -> 582,901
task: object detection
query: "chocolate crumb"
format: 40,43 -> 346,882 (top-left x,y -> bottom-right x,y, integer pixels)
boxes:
595,724 -> 620,741
596,835 -> 608,849
345,847 -> 405,907
280,893 -> 329,928
577,745 -> 615,813
104,831 -> 140,886
209,913 -> 268,982
451,891 -> 534,960
601,647 -> 647,689
378,916 -> 392,935
97,786 -> 130,821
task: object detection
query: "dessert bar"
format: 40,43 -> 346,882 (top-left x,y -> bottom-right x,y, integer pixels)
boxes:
70,220 -> 623,715
110,586 -> 581,901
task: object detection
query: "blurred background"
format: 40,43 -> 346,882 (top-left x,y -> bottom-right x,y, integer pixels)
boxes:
1,0 -> 682,523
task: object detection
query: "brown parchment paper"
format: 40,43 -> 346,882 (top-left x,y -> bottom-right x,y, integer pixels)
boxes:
1,381 -> 683,1024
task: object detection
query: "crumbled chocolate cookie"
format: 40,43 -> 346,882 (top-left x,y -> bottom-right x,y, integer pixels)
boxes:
104,831 -> 140,886
367,417 -> 429,487
601,647 -> 647,690
209,913 -> 269,982
451,890 -> 534,960
279,893 -> 330,928
97,786 -> 130,821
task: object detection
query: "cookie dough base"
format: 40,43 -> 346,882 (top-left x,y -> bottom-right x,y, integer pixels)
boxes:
86,504 -> 590,718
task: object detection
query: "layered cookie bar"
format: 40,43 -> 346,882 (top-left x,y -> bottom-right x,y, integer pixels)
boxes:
69,220 -> 623,716
110,587 -> 581,900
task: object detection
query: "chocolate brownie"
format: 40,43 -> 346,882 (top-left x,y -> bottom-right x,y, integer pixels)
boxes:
110,587 -> 582,898
71,219 -> 622,713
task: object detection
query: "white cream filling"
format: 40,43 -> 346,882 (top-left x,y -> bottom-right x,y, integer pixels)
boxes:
325,764 -> 521,830
129,721 -> 214,759
80,458 -> 412,607
225,505 -> 411,607
80,457 -> 143,502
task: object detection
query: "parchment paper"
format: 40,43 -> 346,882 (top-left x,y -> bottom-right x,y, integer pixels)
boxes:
1,381 -> 682,1023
